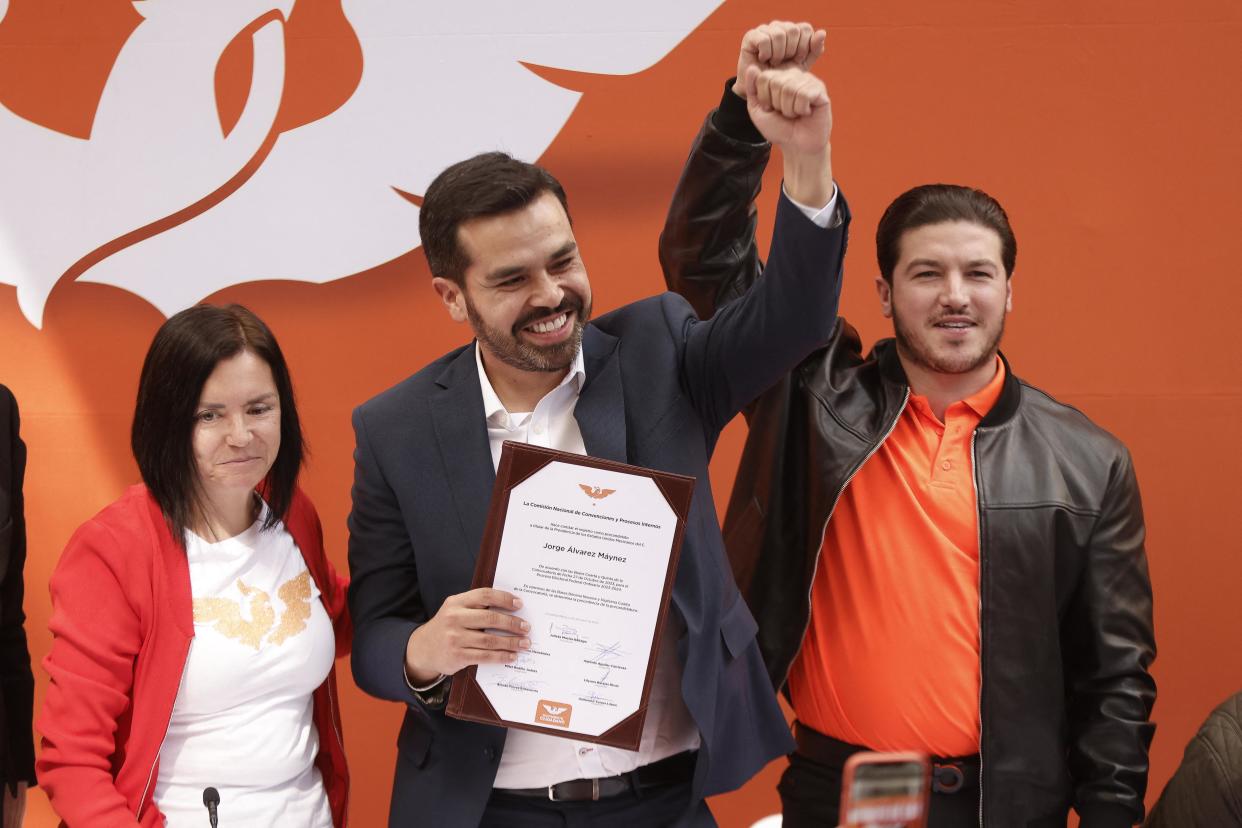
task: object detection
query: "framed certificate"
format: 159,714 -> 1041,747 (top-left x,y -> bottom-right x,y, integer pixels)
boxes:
446,440 -> 694,750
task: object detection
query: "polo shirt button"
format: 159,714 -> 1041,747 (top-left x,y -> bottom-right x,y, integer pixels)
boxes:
941,460 -> 952,471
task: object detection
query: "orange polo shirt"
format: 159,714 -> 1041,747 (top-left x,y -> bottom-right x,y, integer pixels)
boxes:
787,358 -> 1006,757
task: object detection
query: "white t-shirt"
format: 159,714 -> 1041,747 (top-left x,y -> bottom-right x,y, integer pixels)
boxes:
153,508 -> 335,827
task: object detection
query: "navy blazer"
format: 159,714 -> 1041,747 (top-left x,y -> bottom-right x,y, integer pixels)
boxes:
348,194 -> 849,827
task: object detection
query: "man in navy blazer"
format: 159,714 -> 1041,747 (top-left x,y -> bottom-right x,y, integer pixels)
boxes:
348,40 -> 846,827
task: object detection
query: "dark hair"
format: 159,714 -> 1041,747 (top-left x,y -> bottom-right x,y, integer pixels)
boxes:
131,304 -> 305,546
418,151 -> 571,282
876,184 -> 1017,282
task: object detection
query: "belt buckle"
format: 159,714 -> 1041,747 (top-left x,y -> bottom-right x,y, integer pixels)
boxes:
932,763 -> 965,794
546,778 -> 600,802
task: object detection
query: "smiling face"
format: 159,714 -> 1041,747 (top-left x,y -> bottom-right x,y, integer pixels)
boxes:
433,191 -> 592,377
192,350 -> 281,508
877,220 -> 1013,375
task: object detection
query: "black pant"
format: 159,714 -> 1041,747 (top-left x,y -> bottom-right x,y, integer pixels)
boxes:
480,782 -> 715,828
779,739 -> 980,828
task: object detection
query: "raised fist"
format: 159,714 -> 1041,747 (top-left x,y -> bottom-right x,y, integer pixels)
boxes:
734,21 -> 826,98
744,64 -> 832,157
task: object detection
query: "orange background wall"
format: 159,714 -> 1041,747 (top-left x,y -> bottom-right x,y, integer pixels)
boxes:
2,1 -> 1240,825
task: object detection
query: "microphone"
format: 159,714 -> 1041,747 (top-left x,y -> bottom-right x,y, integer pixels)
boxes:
202,787 -> 220,827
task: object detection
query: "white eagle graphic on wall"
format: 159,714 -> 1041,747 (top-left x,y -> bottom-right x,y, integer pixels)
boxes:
0,0 -> 721,327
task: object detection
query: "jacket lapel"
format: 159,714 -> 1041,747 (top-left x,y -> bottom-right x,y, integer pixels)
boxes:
429,344 -> 496,563
575,326 -> 627,464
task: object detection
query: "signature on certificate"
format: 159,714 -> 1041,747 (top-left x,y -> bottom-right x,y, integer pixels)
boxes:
549,621 -> 580,637
588,641 -> 628,665
583,689 -> 614,705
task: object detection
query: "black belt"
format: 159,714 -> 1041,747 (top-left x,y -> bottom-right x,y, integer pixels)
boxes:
794,721 -> 979,795
495,750 -> 697,802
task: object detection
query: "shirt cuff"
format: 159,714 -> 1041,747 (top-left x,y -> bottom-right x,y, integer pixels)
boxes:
405,670 -> 451,708
407,675 -> 452,710
406,670 -> 448,694
783,183 -> 840,228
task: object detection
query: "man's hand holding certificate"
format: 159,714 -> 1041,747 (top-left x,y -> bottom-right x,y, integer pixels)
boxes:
402,586 -> 531,685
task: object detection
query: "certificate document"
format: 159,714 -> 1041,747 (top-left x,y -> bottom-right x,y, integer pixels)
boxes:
446,441 -> 693,750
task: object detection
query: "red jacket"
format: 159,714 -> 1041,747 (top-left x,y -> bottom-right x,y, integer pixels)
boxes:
38,485 -> 351,827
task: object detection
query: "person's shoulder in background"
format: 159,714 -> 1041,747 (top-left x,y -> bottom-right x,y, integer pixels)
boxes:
1145,691 -> 1242,828
0,380 -> 36,827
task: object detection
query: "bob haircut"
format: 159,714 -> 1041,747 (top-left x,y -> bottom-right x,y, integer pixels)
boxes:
131,304 -> 305,546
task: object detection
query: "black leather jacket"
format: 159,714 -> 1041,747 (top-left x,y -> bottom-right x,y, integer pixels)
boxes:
658,87 -> 1156,828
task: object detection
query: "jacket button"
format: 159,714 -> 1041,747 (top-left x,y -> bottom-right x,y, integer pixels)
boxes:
484,747 -> 497,762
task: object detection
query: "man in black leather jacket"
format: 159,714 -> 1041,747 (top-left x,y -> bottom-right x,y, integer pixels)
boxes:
658,22 -> 1156,828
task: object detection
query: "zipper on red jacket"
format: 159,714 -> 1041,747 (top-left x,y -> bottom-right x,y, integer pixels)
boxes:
136,636 -> 193,821
970,432 -> 984,827
778,388 -> 910,692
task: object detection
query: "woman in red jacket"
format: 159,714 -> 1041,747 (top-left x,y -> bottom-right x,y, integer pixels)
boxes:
38,305 -> 350,827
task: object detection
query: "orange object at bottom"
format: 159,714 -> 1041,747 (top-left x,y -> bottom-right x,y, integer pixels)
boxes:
841,751 -> 930,828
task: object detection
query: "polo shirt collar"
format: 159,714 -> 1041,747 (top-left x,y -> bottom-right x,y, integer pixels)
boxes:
906,354 -> 1007,425
961,356 -> 1006,419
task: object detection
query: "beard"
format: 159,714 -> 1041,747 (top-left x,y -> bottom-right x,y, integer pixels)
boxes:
466,290 -> 590,374
892,307 -> 1005,375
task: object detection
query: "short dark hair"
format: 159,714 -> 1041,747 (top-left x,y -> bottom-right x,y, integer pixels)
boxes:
876,184 -> 1017,282
131,304 -> 305,546
418,151 -> 571,282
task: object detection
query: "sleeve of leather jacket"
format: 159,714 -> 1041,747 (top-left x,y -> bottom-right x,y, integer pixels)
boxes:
1066,447 -> 1157,827
0,387 -> 35,791
658,80 -> 771,320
